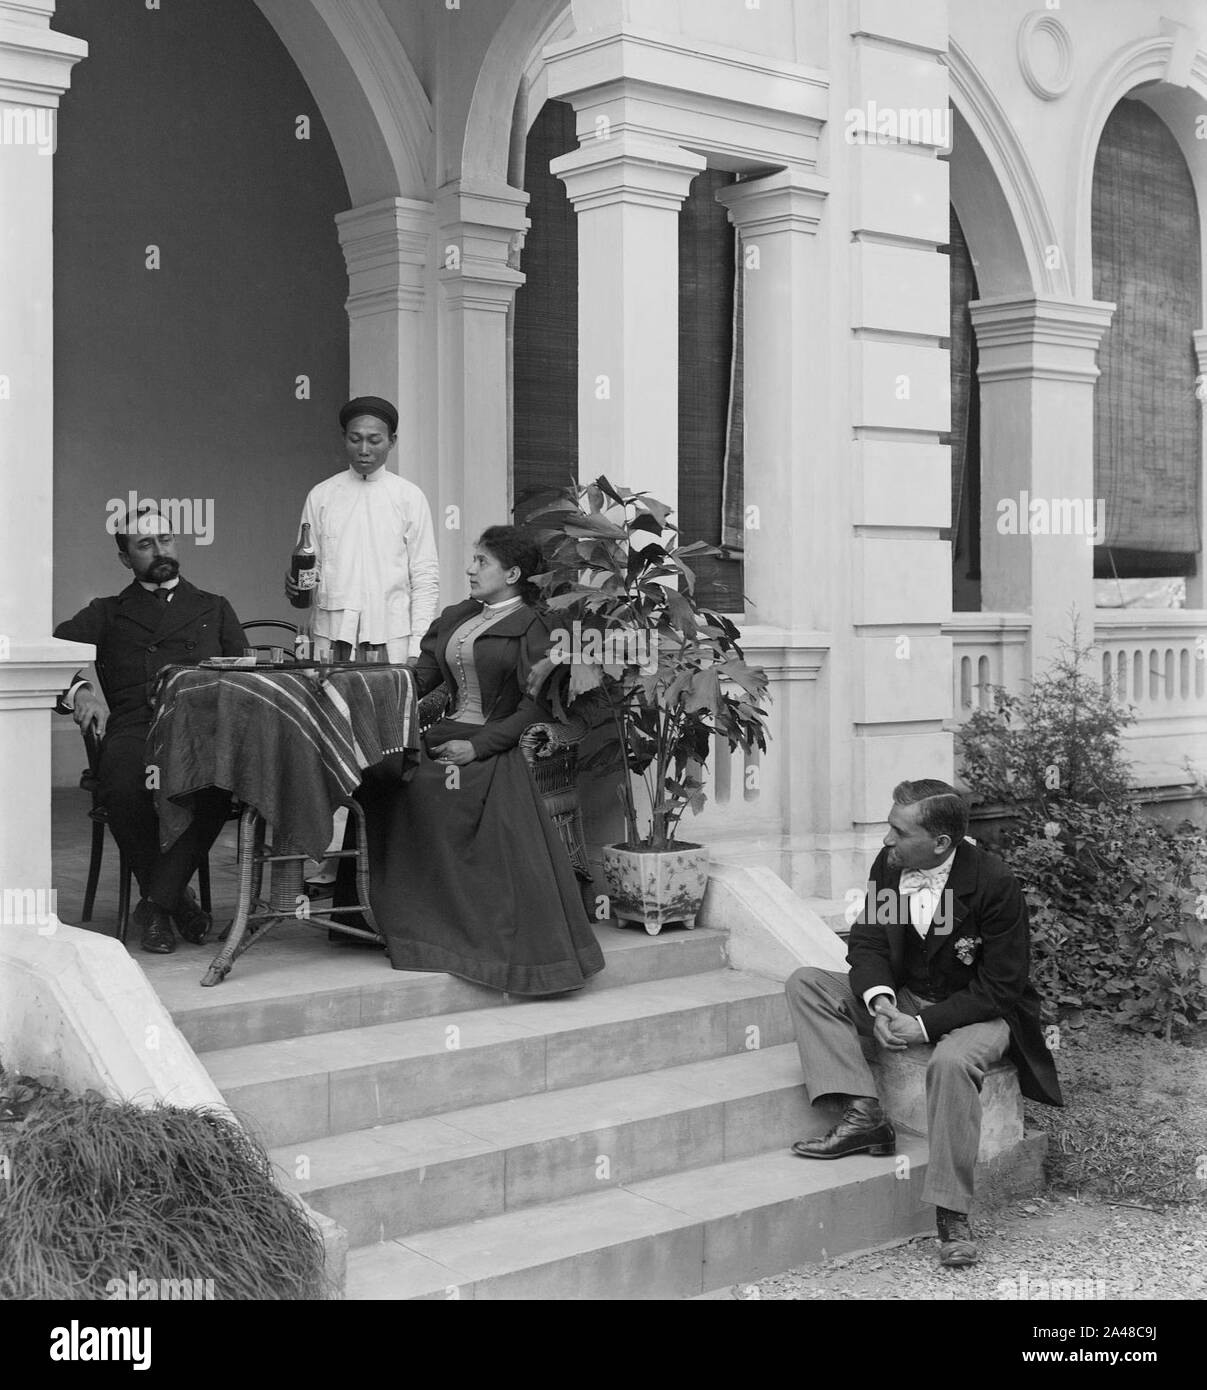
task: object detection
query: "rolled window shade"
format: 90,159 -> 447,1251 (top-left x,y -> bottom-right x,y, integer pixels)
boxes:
1092,99 -> 1201,577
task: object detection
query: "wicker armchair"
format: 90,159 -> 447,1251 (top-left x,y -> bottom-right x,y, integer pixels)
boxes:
417,684 -> 591,881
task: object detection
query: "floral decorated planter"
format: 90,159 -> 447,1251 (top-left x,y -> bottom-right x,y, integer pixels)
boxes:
601,843 -> 710,936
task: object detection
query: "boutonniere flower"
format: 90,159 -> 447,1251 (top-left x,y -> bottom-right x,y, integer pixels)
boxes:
954,936 -> 979,965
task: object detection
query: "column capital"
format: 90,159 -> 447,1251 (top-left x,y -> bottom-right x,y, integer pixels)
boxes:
336,197 -> 432,318
551,131 -> 705,213
435,179 -> 528,302
0,5 -> 87,107
715,167 -> 830,237
970,295 -> 1115,384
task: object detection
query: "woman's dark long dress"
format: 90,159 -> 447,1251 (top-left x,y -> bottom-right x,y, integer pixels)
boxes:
356,598 -> 605,995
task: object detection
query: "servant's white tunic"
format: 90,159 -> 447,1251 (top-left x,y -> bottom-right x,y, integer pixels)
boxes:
299,464 -> 440,659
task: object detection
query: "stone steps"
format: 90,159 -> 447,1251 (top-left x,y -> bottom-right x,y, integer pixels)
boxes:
174,920 -> 957,1299
342,1142 -> 933,1300
270,1044 -> 827,1246
201,967 -> 795,1148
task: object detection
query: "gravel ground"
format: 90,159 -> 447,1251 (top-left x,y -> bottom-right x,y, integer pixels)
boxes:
730,1194 -> 1207,1300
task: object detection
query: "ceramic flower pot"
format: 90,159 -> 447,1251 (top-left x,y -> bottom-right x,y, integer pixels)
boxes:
601,843 -> 710,936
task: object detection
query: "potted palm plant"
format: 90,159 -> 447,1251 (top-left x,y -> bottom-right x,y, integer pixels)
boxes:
522,476 -> 770,934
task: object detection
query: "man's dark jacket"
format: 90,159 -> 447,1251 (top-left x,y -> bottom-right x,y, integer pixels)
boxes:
848,840 -> 1062,1107
54,579 -> 244,733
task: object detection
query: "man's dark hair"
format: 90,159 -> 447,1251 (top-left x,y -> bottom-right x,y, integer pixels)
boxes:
113,503 -> 167,554
477,526 -> 544,604
892,779 -> 969,846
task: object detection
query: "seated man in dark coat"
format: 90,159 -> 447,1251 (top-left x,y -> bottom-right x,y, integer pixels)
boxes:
785,778 -> 1062,1267
54,506 -> 244,953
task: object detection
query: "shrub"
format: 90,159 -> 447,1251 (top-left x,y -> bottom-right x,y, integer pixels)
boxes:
0,1068 -> 329,1300
958,630 -> 1207,1040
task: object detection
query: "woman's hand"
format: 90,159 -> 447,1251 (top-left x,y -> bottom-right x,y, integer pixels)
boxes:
525,655 -> 557,700
430,739 -> 476,767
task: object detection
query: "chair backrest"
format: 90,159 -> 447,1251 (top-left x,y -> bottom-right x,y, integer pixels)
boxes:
241,618 -> 299,660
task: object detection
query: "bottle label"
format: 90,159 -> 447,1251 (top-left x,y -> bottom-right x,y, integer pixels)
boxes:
296,568 -> 318,591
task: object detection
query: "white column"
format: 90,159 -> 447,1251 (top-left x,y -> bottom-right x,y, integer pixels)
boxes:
716,170 -> 828,630
336,197 -> 436,515
1187,329 -> 1207,608
0,1 -> 91,896
552,133 -> 705,516
971,295 -> 1114,672
435,180 -> 528,579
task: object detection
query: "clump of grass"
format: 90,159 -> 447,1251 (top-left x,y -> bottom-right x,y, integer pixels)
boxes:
0,1079 -> 329,1300
1026,1013 -> 1207,1207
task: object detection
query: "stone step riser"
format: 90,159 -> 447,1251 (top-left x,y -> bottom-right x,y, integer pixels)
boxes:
179,932 -> 727,1052
222,993 -> 795,1149
359,1157 -> 934,1300
184,935 -> 731,1053
288,1076 -> 826,1247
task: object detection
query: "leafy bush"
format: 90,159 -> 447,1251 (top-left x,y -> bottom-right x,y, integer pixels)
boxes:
958,632 -> 1207,1040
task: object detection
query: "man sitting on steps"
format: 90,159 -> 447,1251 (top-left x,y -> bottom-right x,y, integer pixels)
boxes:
784,778 -> 1062,1267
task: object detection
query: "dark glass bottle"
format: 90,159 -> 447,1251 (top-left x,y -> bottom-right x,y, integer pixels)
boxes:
289,522 -> 317,609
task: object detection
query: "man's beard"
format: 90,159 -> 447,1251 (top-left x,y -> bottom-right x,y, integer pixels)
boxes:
146,557 -> 180,583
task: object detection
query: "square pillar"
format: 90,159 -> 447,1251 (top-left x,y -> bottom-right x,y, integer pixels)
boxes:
337,197 -> 437,521
971,295 -> 1114,671
552,132 -> 705,517
716,169 -> 829,631
0,0 -> 90,895
436,180 -> 528,576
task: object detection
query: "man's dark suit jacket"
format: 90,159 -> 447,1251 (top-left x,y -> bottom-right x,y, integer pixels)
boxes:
54,579 -> 244,734
848,840 -> 1063,1107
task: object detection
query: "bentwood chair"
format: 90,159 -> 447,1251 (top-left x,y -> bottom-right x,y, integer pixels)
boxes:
239,617 -> 300,659
79,725 -> 212,944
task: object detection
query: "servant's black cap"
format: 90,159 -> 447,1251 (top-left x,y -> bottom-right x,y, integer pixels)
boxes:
339,396 -> 399,434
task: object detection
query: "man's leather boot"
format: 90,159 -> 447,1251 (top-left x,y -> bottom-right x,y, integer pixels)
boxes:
172,887 -> 212,945
791,1095 -> 896,1159
936,1206 -> 978,1267
133,898 -> 176,955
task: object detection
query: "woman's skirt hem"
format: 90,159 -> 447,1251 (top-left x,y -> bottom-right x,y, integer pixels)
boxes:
386,937 -> 606,997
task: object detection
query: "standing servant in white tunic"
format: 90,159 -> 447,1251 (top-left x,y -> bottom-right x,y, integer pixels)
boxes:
286,394 -> 440,662
285,394 -> 440,889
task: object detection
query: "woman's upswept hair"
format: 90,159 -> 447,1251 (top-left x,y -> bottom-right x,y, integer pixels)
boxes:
477,525 -> 545,604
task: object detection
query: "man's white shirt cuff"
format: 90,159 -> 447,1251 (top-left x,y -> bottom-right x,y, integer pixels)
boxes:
863,987 -> 896,1015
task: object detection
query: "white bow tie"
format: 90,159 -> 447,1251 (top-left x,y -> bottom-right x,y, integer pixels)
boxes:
899,867 -> 947,894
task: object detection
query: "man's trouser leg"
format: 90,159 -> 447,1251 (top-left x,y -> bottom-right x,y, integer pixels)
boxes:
146,786 -> 231,912
97,729 -> 159,896
920,1017 -> 1010,1213
784,966 -> 880,1104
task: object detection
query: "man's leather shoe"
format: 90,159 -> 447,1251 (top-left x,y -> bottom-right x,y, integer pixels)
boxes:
133,898 -> 176,955
936,1206 -> 978,1267
173,887 -> 212,945
791,1095 -> 896,1159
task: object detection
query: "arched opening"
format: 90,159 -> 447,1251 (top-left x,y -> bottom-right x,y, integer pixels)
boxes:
52,0 -> 351,637
1092,97 -> 1202,604
946,204 -> 982,612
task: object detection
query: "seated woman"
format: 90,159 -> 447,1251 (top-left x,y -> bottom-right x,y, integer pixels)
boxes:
355,526 -> 606,995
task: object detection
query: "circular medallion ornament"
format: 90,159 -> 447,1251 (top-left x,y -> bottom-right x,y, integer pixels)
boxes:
1017,12 -> 1074,100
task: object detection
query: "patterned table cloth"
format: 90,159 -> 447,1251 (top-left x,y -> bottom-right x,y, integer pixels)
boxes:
148,663 -> 418,861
